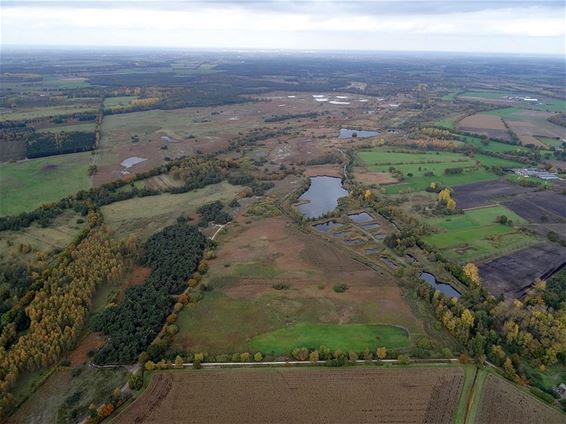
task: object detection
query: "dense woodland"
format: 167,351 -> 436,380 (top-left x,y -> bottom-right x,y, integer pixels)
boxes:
93,222 -> 206,364
26,131 -> 96,158
0,214 -> 124,417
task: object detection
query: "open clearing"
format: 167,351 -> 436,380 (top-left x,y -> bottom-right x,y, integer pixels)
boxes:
115,367 -> 464,424
172,215 -> 427,355
0,210 -> 86,266
0,152 -> 93,216
478,243 -> 566,298
101,181 -> 242,240
476,373 -> 565,424
423,205 -> 538,263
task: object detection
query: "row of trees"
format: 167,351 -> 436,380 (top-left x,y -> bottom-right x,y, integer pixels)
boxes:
0,220 -> 124,417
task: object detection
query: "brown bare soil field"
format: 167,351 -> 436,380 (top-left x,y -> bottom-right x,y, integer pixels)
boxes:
458,114 -> 512,141
503,190 -> 566,222
304,164 -> 342,177
353,167 -> 398,185
478,243 -> 566,298
115,367 -> 464,424
452,180 -> 534,209
127,265 -> 152,286
476,374 -> 565,424
68,332 -> 106,366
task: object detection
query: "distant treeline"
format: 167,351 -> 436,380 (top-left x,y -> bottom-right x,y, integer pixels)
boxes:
264,112 -> 319,123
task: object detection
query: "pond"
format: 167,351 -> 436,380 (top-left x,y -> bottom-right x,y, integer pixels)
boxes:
313,221 -> 341,232
121,156 -> 147,168
297,176 -> 348,219
339,128 -> 380,139
419,272 -> 461,299
362,222 -> 380,230
349,212 -> 373,223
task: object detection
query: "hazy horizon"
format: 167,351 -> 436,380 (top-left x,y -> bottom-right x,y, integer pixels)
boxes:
1,0 -> 565,56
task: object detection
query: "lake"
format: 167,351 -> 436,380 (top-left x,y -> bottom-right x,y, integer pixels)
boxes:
297,176 -> 348,219
339,128 -> 380,139
419,272 -> 461,298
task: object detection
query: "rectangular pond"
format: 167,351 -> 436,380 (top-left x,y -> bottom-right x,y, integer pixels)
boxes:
339,128 -> 380,139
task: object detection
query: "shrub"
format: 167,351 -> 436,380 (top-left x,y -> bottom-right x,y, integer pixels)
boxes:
333,283 -> 348,293
254,352 -> 263,362
128,373 -> 143,390
291,347 -> 309,361
272,283 -> 290,290
530,387 -> 555,404
397,355 -> 411,365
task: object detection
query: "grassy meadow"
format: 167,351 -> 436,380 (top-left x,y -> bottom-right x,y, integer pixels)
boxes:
423,206 -> 538,263
0,152 -> 93,216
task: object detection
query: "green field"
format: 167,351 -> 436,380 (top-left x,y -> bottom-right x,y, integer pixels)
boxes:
0,152 -> 93,216
249,323 -> 410,354
0,105 -> 98,122
459,135 -> 527,154
483,107 -> 524,119
36,122 -> 96,133
424,206 -> 538,263
537,136 -> 564,149
441,90 -> 461,102
358,148 -> 500,193
434,117 -> 458,129
459,90 -> 510,100
103,96 -> 137,108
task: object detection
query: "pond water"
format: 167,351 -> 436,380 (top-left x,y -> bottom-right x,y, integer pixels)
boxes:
374,234 -> 386,240
365,247 -> 379,254
313,221 -> 341,232
121,156 -> 147,168
381,256 -> 398,268
349,212 -> 373,223
419,272 -> 461,298
297,176 -> 348,219
339,128 -> 380,139
344,238 -> 364,245
333,231 -> 349,238
362,222 -> 380,230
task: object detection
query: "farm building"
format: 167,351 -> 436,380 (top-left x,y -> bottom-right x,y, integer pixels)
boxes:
514,168 -> 560,180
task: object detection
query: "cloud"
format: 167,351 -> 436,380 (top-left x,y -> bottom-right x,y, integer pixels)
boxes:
1,0 -> 564,54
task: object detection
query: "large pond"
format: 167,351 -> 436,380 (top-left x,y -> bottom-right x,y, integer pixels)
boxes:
419,272 -> 461,298
339,128 -> 380,139
297,176 -> 348,219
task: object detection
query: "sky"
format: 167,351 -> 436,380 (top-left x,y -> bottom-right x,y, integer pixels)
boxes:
1,0 -> 565,55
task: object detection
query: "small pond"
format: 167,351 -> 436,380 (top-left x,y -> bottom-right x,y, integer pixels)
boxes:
381,256 -> 398,268
374,234 -> 386,240
419,272 -> 461,298
349,212 -> 373,223
297,176 -> 348,219
344,238 -> 364,245
339,128 -> 380,139
313,221 -> 341,232
121,156 -> 147,168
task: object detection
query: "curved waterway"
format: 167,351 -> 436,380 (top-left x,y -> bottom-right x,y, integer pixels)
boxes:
297,176 -> 348,219
419,272 -> 461,298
